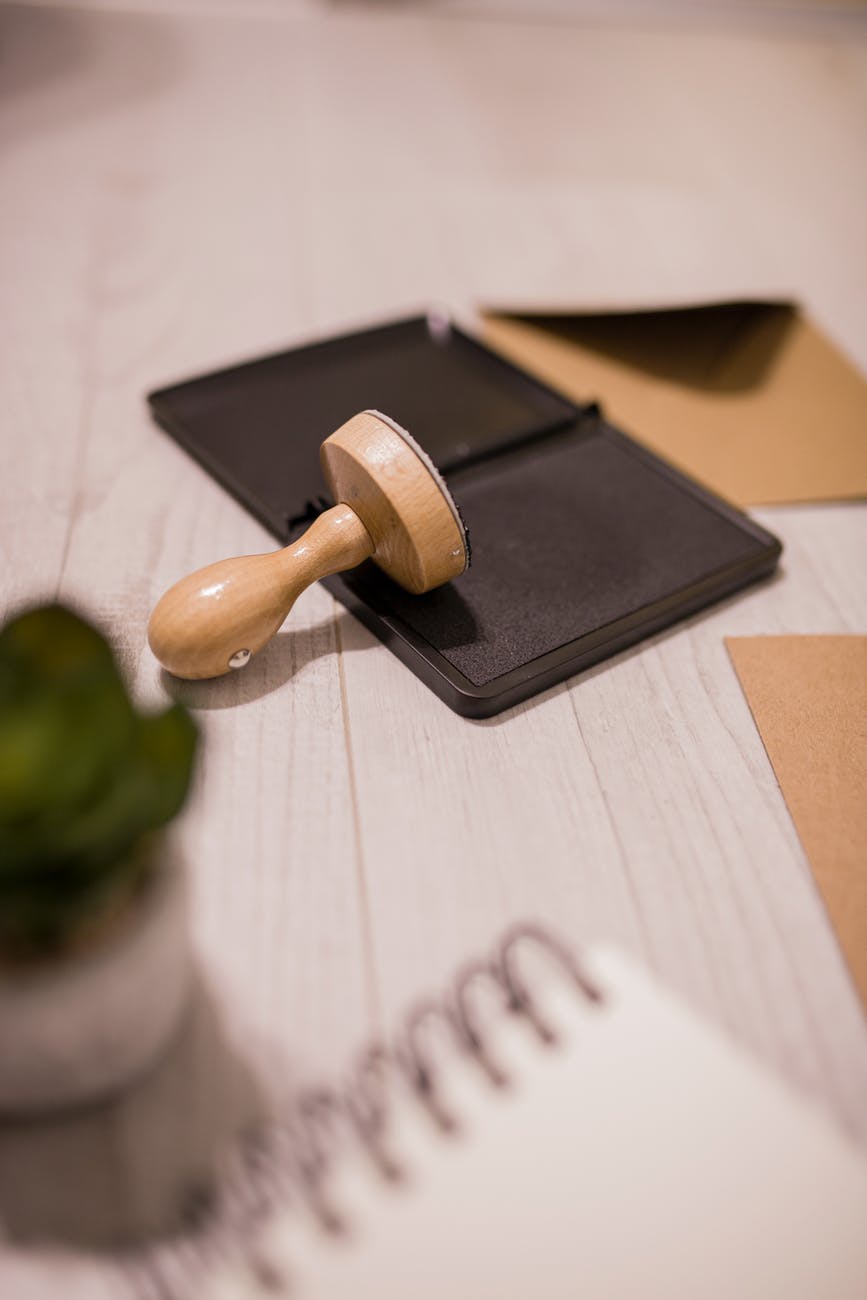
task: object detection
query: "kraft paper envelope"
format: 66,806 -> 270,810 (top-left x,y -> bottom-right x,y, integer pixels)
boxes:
483,303 -> 867,507
727,636 -> 867,1011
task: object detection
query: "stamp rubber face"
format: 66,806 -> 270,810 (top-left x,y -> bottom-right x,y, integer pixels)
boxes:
320,412 -> 467,595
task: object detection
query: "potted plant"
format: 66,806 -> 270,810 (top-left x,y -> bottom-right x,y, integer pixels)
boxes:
0,603 -> 198,1114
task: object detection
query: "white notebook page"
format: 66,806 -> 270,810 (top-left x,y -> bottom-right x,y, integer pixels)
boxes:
210,948 -> 867,1300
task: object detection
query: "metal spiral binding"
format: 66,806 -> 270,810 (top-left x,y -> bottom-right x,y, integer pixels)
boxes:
128,924 -> 604,1300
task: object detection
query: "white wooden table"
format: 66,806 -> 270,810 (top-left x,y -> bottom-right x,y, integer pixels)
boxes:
2,0 -> 866,1283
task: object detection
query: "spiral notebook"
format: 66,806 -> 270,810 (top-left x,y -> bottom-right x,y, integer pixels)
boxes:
123,928 -> 867,1300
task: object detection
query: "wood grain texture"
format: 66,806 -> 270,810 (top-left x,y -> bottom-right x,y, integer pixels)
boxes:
320,410 -> 468,592
1,2 -> 867,1288
147,502 -> 374,679
146,409 -> 468,677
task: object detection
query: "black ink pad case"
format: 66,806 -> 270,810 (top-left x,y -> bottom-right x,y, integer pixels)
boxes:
148,313 -> 781,717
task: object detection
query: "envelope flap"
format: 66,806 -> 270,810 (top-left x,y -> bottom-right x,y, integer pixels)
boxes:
483,303 -> 867,507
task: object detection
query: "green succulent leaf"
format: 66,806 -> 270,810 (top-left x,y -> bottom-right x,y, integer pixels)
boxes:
0,603 -> 198,955
138,705 -> 199,824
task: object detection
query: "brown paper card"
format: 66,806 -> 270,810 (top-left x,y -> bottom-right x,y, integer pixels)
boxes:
483,303 -> 867,507
727,636 -> 867,1010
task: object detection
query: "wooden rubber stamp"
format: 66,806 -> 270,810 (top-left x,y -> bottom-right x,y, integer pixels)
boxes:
148,411 -> 469,680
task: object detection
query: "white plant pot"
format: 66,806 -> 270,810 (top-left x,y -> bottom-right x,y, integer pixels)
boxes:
0,848 -> 191,1115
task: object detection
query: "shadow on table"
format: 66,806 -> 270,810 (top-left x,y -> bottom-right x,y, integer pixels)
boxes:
159,607 -> 375,711
0,977 -> 267,1250
157,579 -> 481,712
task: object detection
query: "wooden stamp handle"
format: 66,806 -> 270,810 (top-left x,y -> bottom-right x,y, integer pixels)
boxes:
148,505 -> 373,679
